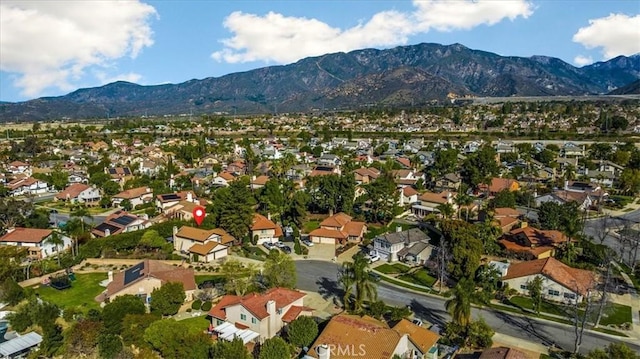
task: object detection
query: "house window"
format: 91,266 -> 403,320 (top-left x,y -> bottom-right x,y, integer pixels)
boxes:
564,293 -> 576,300
240,314 -> 246,321
520,284 -> 528,290
548,289 -> 560,296
251,317 -> 256,324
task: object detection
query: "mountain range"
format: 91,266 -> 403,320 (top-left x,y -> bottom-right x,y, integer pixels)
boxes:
1,43 -> 639,121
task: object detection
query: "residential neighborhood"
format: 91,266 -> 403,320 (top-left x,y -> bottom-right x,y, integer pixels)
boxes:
0,101 -> 639,359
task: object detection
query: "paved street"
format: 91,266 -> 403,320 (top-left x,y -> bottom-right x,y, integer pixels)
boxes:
583,208 -> 640,265
295,260 -> 640,355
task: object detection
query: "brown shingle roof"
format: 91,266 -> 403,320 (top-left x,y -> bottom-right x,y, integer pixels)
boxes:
343,221 -> 365,237
189,241 -> 226,255
105,260 -> 196,298
55,183 -> 90,200
251,214 -> 278,231
308,314 -> 401,359
503,257 -> 596,295
251,175 -> 269,186
392,319 -> 440,354
419,191 -> 454,204
510,227 -> 568,246
114,186 -> 151,199
0,228 -> 52,244
175,226 -> 217,242
494,207 -> 520,217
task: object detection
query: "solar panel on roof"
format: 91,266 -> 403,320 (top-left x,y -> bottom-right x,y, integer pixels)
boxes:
111,216 -> 136,226
161,194 -> 181,201
108,168 -> 117,174
123,168 -> 131,175
95,223 -> 119,234
124,262 -> 144,286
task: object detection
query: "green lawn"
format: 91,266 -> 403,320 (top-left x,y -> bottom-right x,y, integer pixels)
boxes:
34,272 -> 106,310
398,269 -> 437,287
599,303 -> 632,326
179,315 -> 210,335
375,263 -> 410,275
195,275 -> 225,286
302,220 -> 320,233
379,275 -> 432,294
508,296 -> 567,317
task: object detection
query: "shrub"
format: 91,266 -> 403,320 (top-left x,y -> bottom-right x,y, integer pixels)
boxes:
191,300 -> 202,310
201,301 -> 212,311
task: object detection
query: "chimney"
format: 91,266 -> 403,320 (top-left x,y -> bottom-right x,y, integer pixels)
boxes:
267,213 -> 271,221
105,229 -> 110,237
396,226 -> 402,233
6,227 -> 15,233
266,299 -> 277,337
564,180 -> 569,191
186,192 -> 193,203
107,271 -> 113,283
252,175 -> 257,181
146,187 -> 151,193
316,344 -> 331,359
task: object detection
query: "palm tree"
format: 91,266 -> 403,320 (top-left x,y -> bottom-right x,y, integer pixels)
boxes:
455,185 -> 473,221
45,231 -> 64,267
71,205 -> 93,233
338,262 -> 355,311
352,253 -> 377,312
436,203 -> 455,219
445,278 -> 473,327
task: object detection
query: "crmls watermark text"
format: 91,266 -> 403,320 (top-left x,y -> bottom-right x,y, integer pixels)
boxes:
327,344 -> 367,356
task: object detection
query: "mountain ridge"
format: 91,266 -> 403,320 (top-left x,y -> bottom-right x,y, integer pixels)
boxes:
1,42 -> 639,121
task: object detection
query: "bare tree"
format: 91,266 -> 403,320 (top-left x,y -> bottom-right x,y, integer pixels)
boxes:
594,258 -> 613,328
570,284 -> 594,354
436,242 -> 450,293
593,214 -> 612,245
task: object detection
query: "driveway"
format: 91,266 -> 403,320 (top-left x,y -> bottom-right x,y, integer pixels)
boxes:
295,260 -> 640,355
301,243 -> 335,261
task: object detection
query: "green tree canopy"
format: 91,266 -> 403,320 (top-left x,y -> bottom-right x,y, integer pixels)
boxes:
489,189 -> 516,209
586,342 -> 639,359
220,259 -> 258,296
211,337 -> 252,359
259,337 -> 291,359
263,250 -> 297,289
211,178 -> 256,240
287,316 -> 318,348
150,282 -> 186,316
102,294 -> 146,334
441,220 -> 483,280
143,319 -> 212,359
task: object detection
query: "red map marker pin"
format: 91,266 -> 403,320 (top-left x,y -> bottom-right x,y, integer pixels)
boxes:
193,206 -> 205,226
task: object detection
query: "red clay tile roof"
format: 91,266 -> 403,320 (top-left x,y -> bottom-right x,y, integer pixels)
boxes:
309,227 -> 348,240
210,295 -> 242,320
479,347 -> 529,359
308,315 -> 401,359
503,257 -> 596,295
403,187 -> 419,196
219,172 -> 236,181
251,175 -> 269,186
0,228 -> 52,244
396,157 -> 411,168
106,260 -> 196,298
481,178 -> 519,193
320,212 -> 352,228
281,305 -> 313,323
251,213 -> 278,231
510,227 -> 568,246
343,221 -> 366,237
499,239 -> 554,258
393,319 -> 440,354
210,288 -> 305,321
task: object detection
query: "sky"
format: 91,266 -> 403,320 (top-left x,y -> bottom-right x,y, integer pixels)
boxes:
1,0 -> 639,102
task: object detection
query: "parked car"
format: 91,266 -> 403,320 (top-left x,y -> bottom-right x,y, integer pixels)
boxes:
280,246 -> 292,254
301,239 -> 314,247
263,242 -> 275,250
368,271 -> 381,282
368,254 -> 381,263
274,241 -> 286,248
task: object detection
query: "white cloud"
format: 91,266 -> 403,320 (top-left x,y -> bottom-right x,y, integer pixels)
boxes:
573,13 -> 640,60
95,71 -> 143,85
212,0 -> 534,64
573,55 -> 593,67
0,1 -> 156,97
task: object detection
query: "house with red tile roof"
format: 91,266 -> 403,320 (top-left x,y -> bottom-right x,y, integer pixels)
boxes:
209,287 -> 311,342
353,167 -> 380,185
498,226 -> 570,260
6,177 -> 49,197
250,175 -> 269,190
501,257 -> 596,303
480,207 -> 521,234
307,314 -> 440,359
7,161 -> 31,175
251,214 -> 283,245
98,259 -> 197,303
411,191 -> 457,218
479,178 -> 520,196
308,212 -> 366,245
212,171 -> 237,187
55,183 -> 101,205
0,227 -> 71,260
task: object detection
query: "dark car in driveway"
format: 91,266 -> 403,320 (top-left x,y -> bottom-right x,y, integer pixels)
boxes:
280,246 -> 292,254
